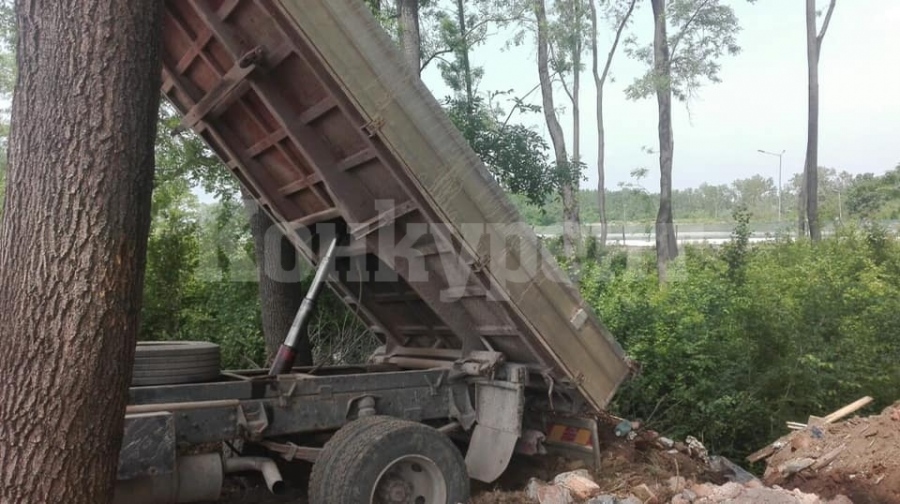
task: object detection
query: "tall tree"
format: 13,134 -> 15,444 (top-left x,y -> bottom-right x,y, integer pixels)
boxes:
398,0 -> 422,73
0,1 -> 162,502
626,0 -> 740,281
243,197 -> 312,364
801,0 -> 836,241
589,0 -> 637,246
535,0 -> 580,257
435,1 -> 556,208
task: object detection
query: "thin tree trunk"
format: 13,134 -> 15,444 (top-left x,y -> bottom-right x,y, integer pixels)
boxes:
590,0 -> 636,248
242,194 -> 313,365
803,0 -> 835,242
572,2 -> 582,170
0,1 -> 162,501
535,0 -> 579,257
456,0 -> 475,113
651,0 -> 678,282
398,0 -> 422,75
804,0 -> 819,241
797,172 -> 808,236
571,13 -> 583,255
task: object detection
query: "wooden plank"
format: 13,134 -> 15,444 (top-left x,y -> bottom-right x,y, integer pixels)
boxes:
349,200 -> 416,240
337,148 -> 377,172
287,208 -> 341,229
217,0 -> 242,19
246,129 -> 289,157
189,0 -> 245,57
278,173 -> 322,196
175,29 -> 214,74
298,96 -> 338,125
180,62 -> 257,129
823,396 -> 873,424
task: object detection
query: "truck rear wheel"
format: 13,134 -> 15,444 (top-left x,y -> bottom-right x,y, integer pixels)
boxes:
309,416 -> 469,504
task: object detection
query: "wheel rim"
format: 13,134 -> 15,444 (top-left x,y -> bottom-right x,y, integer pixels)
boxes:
371,454 -> 448,504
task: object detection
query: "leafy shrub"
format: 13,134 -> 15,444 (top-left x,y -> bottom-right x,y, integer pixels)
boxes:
581,224 -> 900,461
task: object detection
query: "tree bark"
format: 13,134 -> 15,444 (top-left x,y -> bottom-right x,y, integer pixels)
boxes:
651,0 -> 678,282
591,0 -> 636,248
572,1 -> 582,171
398,0 -> 422,75
535,0 -> 579,257
803,0 -> 835,242
797,172 -> 808,236
456,0 -> 475,113
242,194 -> 313,365
0,1 -> 162,502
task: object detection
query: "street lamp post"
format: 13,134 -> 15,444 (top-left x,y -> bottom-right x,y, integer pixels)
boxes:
757,149 -> 785,222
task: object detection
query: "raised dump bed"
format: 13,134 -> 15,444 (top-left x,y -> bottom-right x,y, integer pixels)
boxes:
159,0 -> 629,412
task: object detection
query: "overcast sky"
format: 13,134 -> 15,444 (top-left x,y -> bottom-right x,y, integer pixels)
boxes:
420,0 -> 900,192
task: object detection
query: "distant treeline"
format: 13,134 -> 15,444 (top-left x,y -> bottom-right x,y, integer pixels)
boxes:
512,165 -> 900,227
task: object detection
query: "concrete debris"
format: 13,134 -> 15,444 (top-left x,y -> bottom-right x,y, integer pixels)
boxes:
656,436 -> 675,449
631,483 -> 658,503
669,481 -> 852,503
685,436 -> 709,464
553,469 -> 601,500
667,476 -> 687,493
708,455 -> 758,484
526,477 -> 574,504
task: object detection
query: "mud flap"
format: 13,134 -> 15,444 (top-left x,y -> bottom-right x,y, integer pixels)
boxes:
540,415 -> 602,470
465,379 -> 525,483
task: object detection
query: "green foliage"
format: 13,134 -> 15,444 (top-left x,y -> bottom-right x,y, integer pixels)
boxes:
625,0 -> 741,101
845,165 -> 900,221
0,0 -> 14,99
442,94 -> 557,207
581,224 -> 900,461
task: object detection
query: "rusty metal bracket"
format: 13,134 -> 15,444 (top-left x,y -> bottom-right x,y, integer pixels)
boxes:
345,394 -> 379,419
448,386 -> 476,431
179,46 -> 265,131
259,440 -> 321,463
237,402 -> 269,441
238,46 -> 265,68
361,115 -> 385,137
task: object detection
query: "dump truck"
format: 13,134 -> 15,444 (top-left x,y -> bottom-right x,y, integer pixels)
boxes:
115,0 -> 631,502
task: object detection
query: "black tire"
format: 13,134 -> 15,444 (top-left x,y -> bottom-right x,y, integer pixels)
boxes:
309,416 -> 469,504
131,341 -> 221,386
309,416 -> 393,504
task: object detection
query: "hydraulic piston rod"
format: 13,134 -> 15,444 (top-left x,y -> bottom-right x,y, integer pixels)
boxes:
269,235 -> 341,375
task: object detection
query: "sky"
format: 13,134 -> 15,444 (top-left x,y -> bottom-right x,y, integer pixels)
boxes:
419,0 -> 900,192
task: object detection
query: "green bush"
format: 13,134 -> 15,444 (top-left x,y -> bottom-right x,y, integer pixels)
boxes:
581,223 -> 900,461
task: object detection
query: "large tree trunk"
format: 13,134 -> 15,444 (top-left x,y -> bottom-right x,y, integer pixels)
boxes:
242,195 -> 313,365
0,1 -> 162,502
535,0 -> 579,257
590,0 -> 636,248
651,0 -> 678,282
398,0 -> 422,75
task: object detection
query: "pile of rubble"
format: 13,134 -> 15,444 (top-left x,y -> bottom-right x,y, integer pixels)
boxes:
752,397 -> 900,503
473,410 -> 856,504
512,465 -> 849,504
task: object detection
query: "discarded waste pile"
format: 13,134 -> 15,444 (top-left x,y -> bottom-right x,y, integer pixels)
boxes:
750,396 -> 900,504
473,412 -> 852,504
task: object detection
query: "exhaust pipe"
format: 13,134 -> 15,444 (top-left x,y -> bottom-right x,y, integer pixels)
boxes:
223,457 -> 285,495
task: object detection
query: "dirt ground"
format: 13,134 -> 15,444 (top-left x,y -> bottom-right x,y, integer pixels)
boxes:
213,412 -> 726,503
760,403 -> 900,504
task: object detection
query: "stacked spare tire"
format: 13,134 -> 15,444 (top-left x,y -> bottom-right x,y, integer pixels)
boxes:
131,341 -> 221,386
